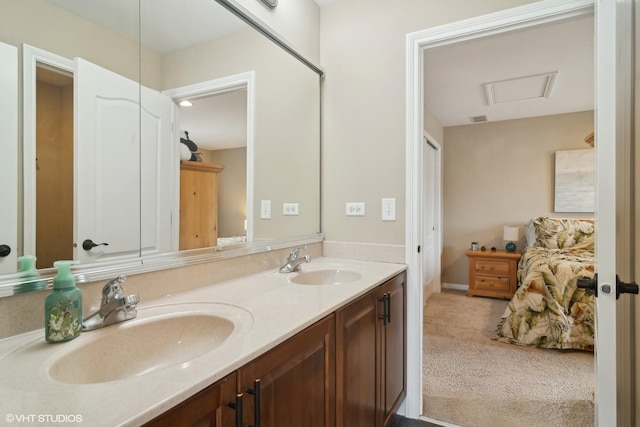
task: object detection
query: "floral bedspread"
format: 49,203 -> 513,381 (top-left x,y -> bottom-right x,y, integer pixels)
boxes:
495,247 -> 595,351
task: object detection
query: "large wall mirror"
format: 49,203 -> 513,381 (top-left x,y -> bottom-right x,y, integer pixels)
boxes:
0,0 -> 321,294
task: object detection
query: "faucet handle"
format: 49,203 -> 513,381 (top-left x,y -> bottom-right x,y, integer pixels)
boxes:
289,246 -> 307,259
101,276 -> 126,304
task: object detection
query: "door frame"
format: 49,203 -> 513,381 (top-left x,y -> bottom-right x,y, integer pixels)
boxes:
22,45 -> 74,259
404,0 -> 598,420
0,42 -> 18,274
162,71 -> 256,250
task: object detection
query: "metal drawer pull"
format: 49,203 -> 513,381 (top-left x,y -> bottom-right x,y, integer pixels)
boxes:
247,378 -> 261,427
227,392 -> 243,427
386,292 -> 392,324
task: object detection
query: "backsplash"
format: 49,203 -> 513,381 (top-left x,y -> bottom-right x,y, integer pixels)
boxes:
0,243 -> 323,339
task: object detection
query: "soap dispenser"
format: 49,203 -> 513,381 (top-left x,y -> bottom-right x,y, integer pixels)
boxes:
45,260 -> 82,343
14,255 -> 46,294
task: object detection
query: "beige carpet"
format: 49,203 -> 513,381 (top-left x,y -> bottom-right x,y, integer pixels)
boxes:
423,290 -> 594,427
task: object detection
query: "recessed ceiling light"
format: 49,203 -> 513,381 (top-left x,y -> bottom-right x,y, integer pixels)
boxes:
179,100 -> 193,107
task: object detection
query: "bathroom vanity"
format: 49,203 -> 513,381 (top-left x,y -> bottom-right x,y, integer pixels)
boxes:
0,258 -> 406,427
145,270 -> 406,427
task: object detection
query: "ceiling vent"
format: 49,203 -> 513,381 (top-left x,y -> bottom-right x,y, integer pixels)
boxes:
470,115 -> 488,123
484,72 -> 558,106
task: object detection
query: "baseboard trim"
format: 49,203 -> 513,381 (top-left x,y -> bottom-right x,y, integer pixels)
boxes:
442,282 -> 468,291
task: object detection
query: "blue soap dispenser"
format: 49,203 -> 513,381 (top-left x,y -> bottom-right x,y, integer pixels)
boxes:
45,260 -> 82,343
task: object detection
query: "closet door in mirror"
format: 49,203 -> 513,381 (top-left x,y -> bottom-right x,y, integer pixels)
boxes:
74,58 -> 143,263
0,42 -> 18,273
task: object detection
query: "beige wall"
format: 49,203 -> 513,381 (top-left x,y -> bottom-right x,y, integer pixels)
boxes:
206,147 -> 248,238
1,0 -> 160,87
235,0 -> 320,64
319,0 -> 536,246
162,28 -> 320,239
442,111 -> 594,285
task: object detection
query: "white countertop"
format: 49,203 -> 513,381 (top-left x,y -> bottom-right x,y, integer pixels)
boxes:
0,257 -> 405,426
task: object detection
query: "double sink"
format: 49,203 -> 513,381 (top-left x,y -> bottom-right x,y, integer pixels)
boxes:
3,263 -> 362,386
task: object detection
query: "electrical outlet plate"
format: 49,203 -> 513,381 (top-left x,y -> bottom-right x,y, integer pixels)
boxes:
346,202 -> 365,216
261,200 -> 271,219
382,198 -> 396,221
283,203 -> 299,216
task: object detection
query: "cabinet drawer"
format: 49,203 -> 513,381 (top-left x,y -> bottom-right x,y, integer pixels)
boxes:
474,275 -> 510,292
474,260 -> 509,275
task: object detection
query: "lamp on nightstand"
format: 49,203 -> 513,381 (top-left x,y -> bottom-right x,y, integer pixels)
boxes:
503,226 -> 519,252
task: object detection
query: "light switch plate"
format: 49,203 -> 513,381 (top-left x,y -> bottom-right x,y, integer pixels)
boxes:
382,198 -> 396,221
261,200 -> 271,219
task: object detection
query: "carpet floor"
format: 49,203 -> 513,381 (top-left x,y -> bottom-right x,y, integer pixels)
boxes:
422,290 -> 594,427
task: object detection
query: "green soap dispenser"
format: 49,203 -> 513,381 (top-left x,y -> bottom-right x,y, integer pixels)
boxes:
14,255 -> 46,294
45,260 -> 82,343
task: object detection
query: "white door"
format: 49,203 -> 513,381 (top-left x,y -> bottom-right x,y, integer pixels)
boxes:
74,58 -> 174,263
593,0 -> 634,425
140,86 -> 173,257
0,42 -> 18,273
422,136 -> 438,301
74,58 -> 143,263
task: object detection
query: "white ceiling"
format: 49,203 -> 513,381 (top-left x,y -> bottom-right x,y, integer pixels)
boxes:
179,89 -> 248,151
424,14 -> 594,127
47,0 -> 246,54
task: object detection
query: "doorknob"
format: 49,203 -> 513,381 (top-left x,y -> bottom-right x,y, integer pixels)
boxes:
615,275 -> 639,299
577,274 -> 598,297
81,239 -> 109,250
577,273 -> 639,299
0,244 -> 11,257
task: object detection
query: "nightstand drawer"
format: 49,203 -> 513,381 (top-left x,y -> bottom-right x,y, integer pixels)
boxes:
474,260 -> 510,275
466,249 -> 520,299
474,275 -> 510,292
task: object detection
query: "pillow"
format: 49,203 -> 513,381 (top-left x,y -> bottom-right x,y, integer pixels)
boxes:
525,220 -> 537,247
531,217 -> 594,250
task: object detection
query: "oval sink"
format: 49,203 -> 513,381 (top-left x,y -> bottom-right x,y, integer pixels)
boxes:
290,269 -> 362,285
47,303 -> 252,384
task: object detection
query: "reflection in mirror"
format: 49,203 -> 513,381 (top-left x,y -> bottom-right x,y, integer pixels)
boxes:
34,64 -> 74,268
177,88 -> 248,248
0,0 -> 321,294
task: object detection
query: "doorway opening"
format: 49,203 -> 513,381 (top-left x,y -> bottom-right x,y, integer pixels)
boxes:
405,1 -> 598,424
163,71 -> 255,250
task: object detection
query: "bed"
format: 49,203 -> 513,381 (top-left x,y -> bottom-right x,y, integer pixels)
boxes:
494,217 -> 595,351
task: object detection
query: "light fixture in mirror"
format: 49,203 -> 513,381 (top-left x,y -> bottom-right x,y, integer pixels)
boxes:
0,0 -> 321,295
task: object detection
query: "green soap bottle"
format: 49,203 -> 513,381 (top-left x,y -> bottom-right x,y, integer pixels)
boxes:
14,255 -> 46,294
45,260 -> 82,343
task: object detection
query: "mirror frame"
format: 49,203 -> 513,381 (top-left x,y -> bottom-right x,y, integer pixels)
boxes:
0,0 -> 324,295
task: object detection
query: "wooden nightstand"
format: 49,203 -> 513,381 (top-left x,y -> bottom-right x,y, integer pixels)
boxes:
465,250 -> 521,299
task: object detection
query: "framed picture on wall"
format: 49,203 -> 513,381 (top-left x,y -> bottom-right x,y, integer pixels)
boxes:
554,149 -> 595,213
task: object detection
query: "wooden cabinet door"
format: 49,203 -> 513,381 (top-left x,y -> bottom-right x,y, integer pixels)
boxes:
239,315 -> 335,427
336,272 -> 407,427
179,161 -> 223,250
143,372 -> 237,427
335,290 -> 378,427
378,272 -> 406,427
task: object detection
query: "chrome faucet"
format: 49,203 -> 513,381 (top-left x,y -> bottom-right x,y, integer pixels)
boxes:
82,276 -> 139,331
279,246 -> 311,273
